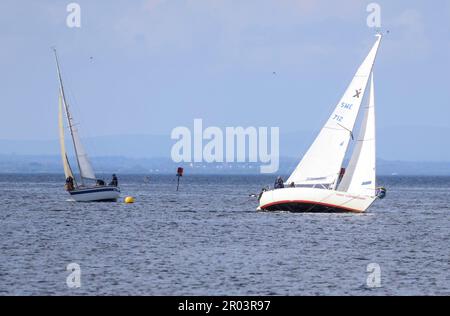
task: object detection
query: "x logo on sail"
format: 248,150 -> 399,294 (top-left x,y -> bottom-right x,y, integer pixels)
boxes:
353,89 -> 362,98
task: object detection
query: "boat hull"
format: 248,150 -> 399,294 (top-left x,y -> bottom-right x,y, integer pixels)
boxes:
68,186 -> 120,202
258,187 -> 376,213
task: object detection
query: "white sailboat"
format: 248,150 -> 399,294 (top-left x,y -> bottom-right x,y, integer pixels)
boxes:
258,34 -> 385,213
54,49 -> 120,202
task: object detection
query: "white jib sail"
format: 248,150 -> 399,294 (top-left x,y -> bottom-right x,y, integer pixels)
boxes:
287,34 -> 382,188
63,95 -> 97,181
338,72 -> 376,196
58,94 -> 75,180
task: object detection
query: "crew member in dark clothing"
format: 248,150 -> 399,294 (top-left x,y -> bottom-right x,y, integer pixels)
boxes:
274,176 -> 285,189
65,176 -> 74,191
96,179 -> 106,186
109,174 -> 118,187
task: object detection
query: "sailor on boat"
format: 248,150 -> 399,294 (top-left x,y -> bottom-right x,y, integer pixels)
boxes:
109,174 -> 118,187
65,176 -> 75,191
274,177 -> 285,189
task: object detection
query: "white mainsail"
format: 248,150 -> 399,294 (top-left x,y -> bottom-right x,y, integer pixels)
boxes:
54,49 -> 96,183
58,94 -> 75,181
338,73 -> 376,196
287,34 -> 382,188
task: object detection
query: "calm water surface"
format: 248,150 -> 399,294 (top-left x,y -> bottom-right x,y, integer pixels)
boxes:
0,174 -> 449,295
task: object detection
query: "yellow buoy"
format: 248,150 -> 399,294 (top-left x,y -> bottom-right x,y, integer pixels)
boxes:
124,196 -> 135,204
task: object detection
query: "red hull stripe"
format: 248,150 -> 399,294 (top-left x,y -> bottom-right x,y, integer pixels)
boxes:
261,200 -> 363,213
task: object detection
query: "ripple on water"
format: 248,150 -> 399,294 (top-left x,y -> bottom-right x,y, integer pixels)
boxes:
0,174 -> 449,295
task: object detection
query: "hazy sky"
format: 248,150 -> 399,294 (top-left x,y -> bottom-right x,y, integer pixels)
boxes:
1,0 -> 449,159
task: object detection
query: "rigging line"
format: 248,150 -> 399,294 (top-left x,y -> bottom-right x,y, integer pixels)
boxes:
64,79 -> 87,138
354,138 -> 375,142
337,123 -> 354,140
323,126 -> 352,132
64,69 -> 98,167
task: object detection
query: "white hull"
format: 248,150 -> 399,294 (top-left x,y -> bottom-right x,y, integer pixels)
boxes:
68,186 -> 120,202
258,187 -> 377,213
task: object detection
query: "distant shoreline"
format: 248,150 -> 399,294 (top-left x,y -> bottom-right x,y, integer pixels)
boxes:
0,154 -> 448,176
0,172 -> 449,178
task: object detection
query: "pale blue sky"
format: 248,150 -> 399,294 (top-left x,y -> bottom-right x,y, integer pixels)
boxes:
0,0 -> 449,160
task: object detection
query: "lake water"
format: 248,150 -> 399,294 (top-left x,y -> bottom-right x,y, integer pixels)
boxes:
0,174 -> 449,295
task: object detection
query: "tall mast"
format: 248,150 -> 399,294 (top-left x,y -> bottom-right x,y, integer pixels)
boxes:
53,48 -> 85,186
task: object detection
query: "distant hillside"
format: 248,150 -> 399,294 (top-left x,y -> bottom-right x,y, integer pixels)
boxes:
0,125 -> 448,175
0,125 -> 449,161
0,154 -> 448,176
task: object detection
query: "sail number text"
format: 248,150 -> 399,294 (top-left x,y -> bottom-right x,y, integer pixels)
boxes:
340,102 -> 353,110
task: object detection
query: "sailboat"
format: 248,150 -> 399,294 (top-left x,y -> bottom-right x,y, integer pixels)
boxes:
54,49 -> 120,202
258,34 -> 385,213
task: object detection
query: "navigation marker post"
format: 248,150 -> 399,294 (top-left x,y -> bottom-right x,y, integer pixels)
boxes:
176,167 -> 184,191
